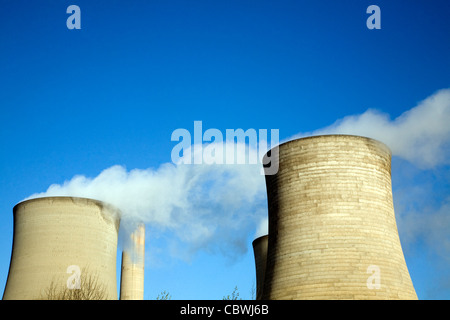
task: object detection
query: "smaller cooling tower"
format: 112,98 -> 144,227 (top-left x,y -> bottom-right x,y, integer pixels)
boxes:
3,197 -> 120,300
120,223 -> 145,300
252,235 -> 268,300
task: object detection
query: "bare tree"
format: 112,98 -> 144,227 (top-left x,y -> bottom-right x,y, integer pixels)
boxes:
223,286 -> 241,300
250,281 -> 256,300
156,290 -> 172,300
42,268 -> 109,300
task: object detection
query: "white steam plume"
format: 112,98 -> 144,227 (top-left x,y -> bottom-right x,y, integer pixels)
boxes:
26,89 -> 450,278
27,142 -> 268,262
288,88 -> 450,169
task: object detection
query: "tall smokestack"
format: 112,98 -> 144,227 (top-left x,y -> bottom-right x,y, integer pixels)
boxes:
262,135 -> 417,300
120,223 -> 145,300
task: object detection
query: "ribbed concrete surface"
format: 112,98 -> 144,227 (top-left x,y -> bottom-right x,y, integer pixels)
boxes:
252,235 -> 268,300
261,135 -> 417,300
3,197 -> 120,300
120,224 -> 145,300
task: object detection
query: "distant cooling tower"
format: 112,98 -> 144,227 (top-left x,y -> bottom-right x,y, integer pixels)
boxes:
120,223 -> 145,300
252,235 -> 268,300
261,135 -> 417,300
3,197 -> 120,300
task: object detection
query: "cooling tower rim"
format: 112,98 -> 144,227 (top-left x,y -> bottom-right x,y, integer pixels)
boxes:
252,234 -> 268,247
12,196 -> 122,217
266,134 -> 392,156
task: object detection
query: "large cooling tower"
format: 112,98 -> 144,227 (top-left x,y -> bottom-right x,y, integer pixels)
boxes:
252,235 -> 268,300
120,223 -> 145,300
3,197 -> 120,300
261,135 -> 417,300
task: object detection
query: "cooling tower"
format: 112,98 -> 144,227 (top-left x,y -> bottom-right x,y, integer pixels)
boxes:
252,235 -> 268,300
261,135 -> 417,300
120,223 -> 145,300
3,197 -> 120,300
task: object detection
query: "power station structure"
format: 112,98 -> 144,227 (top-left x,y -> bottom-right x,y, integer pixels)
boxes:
2,134 -> 418,300
2,196 -> 145,300
256,135 -> 417,299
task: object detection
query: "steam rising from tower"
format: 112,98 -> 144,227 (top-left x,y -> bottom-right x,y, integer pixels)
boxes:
2,88 -> 447,299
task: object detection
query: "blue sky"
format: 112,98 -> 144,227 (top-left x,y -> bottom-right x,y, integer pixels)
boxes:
1,0 -> 449,300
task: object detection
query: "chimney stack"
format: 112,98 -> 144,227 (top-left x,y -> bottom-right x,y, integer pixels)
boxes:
120,223 -> 145,300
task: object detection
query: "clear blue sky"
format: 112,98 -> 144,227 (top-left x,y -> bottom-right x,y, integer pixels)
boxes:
1,0 -> 449,300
